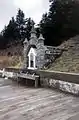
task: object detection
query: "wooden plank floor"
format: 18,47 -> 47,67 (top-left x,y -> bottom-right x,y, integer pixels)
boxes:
0,78 -> 79,120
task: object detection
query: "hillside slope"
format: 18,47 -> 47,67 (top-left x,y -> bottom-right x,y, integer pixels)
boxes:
48,35 -> 79,73
0,43 -> 23,68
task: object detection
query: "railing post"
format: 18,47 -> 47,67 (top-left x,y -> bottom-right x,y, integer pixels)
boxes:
35,76 -> 39,88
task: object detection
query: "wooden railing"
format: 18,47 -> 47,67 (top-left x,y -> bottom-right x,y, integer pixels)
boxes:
17,73 -> 39,88
0,68 -> 39,88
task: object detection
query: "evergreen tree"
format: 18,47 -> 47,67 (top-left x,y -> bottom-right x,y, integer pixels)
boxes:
0,34 -> 7,49
25,18 -> 35,40
40,13 -> 53,45
40,0 -> 79,46
3,17 -> 17,42
35,26 -> 40,38
16,8 -> 26,40
0,9 -> 36,49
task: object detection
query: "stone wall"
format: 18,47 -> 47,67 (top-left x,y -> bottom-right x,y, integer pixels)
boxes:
40,77 -> 79,95
36,45 -> 46,69
49,79 -> 79,95
3,68 -> 79,95
44,47 -> 63,69
38,70 -> 79,95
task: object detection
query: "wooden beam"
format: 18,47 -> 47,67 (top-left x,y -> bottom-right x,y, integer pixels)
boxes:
17,73 -> 39,80
35,76 -> 39,88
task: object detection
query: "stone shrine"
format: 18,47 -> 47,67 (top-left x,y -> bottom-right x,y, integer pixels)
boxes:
23,25 -> 62,70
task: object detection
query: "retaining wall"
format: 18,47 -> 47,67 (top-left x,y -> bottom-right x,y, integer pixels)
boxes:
3,68 -> 79,95
37,70 -> 79,95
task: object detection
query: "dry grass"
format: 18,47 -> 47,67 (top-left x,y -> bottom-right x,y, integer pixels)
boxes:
0,56 -> 23,68
0,43 -> 23,68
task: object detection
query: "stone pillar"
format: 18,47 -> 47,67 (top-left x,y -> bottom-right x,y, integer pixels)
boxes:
36,34 -> 45,69
29,25 -> 38,46
23,38 -> 28,69
38,34 -> 45,46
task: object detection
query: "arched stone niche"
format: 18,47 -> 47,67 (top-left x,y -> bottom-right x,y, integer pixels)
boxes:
28,47 -> 37,70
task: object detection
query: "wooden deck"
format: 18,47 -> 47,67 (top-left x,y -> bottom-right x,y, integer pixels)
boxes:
0,78 -> 79,120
